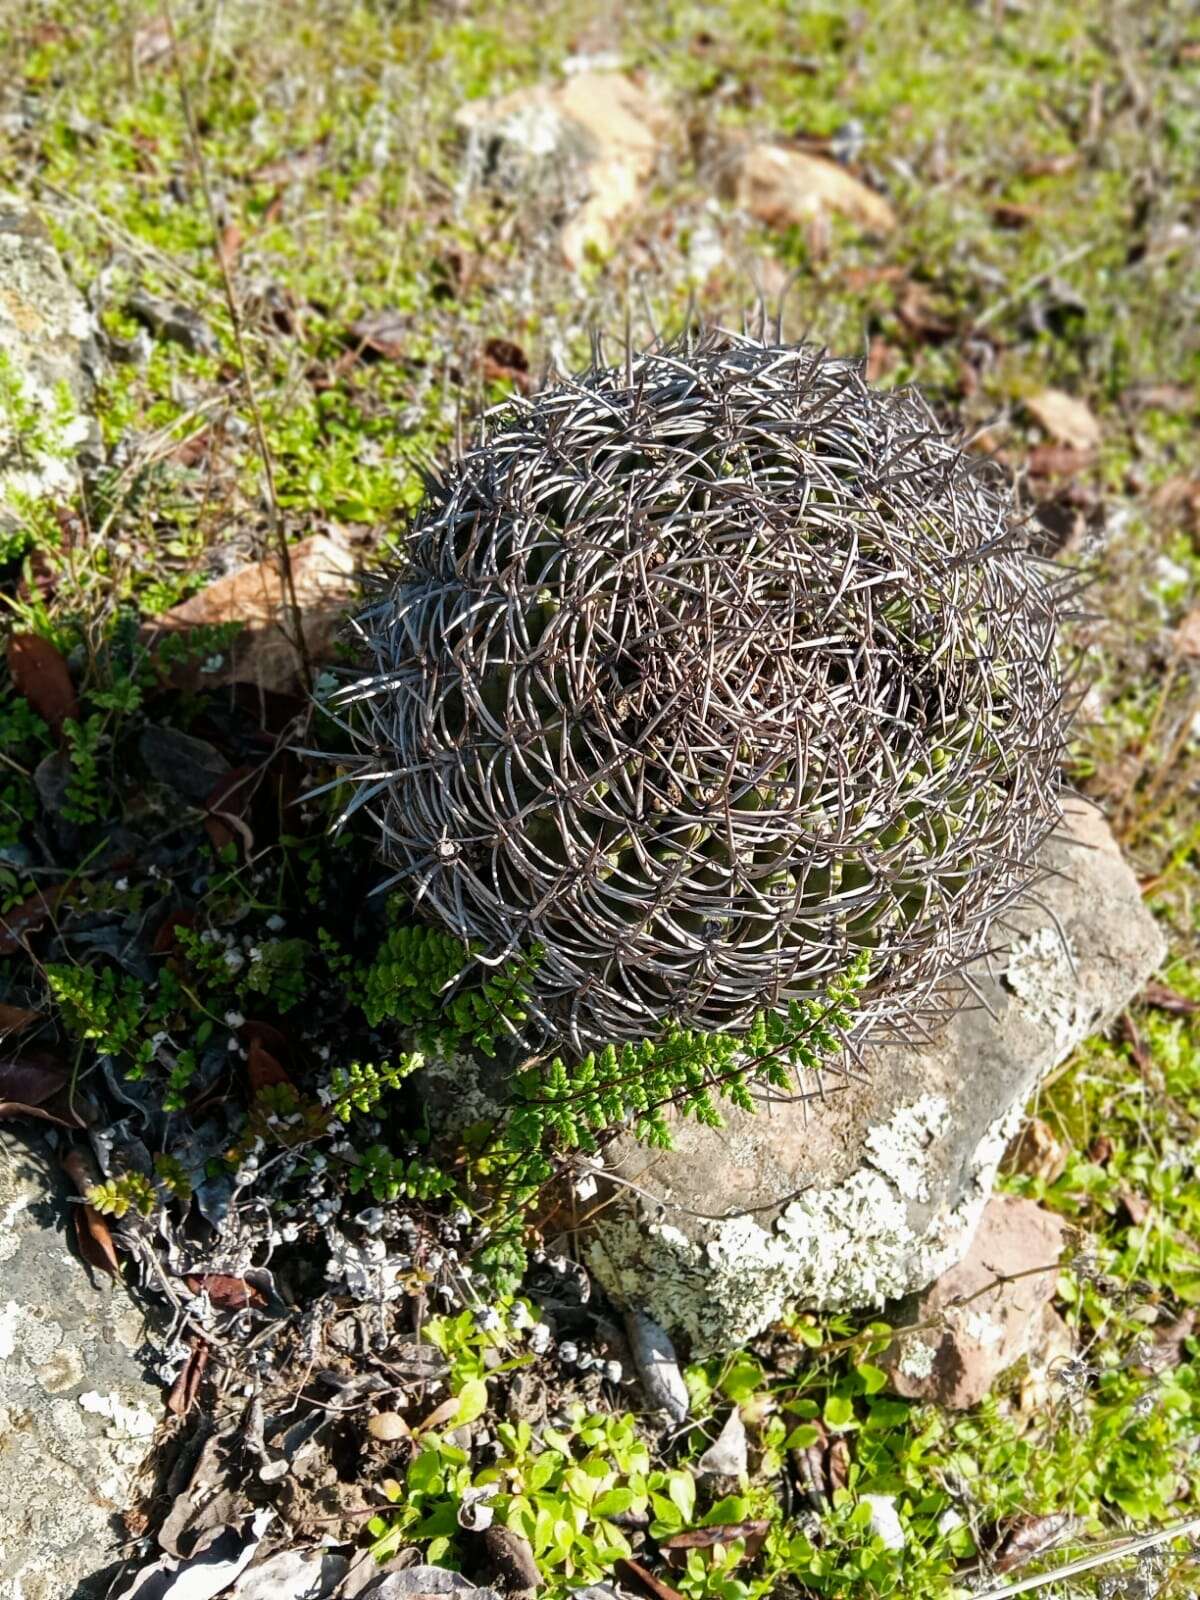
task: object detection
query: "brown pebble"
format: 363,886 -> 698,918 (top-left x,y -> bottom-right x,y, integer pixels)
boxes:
367,1411 -> 409,1441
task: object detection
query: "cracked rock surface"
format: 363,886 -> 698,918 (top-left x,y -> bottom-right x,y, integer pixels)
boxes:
0,1128 -> 159,1600
586,802 -> 1165,1353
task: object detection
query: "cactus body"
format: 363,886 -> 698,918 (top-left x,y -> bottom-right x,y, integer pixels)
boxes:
338,332 -> 1073,1049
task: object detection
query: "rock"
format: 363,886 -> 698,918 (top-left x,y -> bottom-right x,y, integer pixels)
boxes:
860,1494 -> 906,1552
126,288 -> 219,356
1024,389 -> 1101,452
724,142 -> 896,235
585,801 -> 1164,1353
878,1195 -> 1067,1408
0,1126 -> 161,1600
147,530 -> 358,695
456,73 -> 669,268
0,195 -> 97,511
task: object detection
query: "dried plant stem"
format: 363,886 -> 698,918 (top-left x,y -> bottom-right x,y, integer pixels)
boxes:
160,0 -> 312,694
972,1510 -> 1200,1599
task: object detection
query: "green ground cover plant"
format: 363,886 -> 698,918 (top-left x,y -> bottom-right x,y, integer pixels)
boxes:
1,1 -> 1198,1596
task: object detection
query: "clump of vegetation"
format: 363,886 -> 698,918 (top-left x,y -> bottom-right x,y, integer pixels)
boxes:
1,1 -> 1198,1596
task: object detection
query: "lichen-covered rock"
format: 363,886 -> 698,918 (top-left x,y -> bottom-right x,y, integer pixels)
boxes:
0,1127 -> 161,1600
0,196 -> 97,512
586,802 -> 1164,1353
877,1194 -> 1067,1409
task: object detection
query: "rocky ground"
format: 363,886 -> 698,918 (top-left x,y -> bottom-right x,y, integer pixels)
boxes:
1,4 -> 1199,1600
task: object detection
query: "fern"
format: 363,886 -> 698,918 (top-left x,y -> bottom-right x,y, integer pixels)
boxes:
361,920 -> 540,1056
501,952 -> 871,1167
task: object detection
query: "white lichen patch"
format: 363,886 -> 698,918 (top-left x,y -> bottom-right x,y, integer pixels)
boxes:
897,1336 -> 937,1380
863,1094 -> 950,1200
1005,926 -> 1081,1053
78,1389 -> 157,1439
961,1309 -> 1004,1348
590,1094 -> 1030,1351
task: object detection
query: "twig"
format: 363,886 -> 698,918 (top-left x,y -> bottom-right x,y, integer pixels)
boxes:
972,1511 -> 1200,1599
160,0 -> 312,694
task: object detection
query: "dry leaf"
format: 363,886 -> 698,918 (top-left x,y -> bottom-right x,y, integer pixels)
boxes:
0,1049 -> 84,1126
993,1512 -> 1083,1574
0,1003 -> 40,1037
0,886 -> 65,954
62,1149 -> 122,1276
1025,389 -> 1101,452
1006,1117 -> 1068,1185
148,532 -> 357,694
167,1339 -> 210,1418
6,632 -> 80,736
616,1557 -> 688,1600
73,1201 -> 122,1276
246,1036 -> 290,1092
662,1522 -> 769,1567
185,1274 -> 267,1310
1027,443 -> 1093,479
1141,982 -> 1200,1015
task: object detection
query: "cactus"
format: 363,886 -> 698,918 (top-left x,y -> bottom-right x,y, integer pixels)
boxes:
335,330 -> 1075,1051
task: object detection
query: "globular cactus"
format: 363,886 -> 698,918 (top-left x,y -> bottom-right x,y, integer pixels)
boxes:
335,330 -> 1074,1051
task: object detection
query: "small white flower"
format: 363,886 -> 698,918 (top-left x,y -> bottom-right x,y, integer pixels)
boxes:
558,1340 -> 579,1365
223,948 -> 245,973
224,1010 -> 245,1028
603,1360 -> 623,1384
528,1323 -> 552,1355
115,877 -> 130,892
476,1307 -> 502,1332
265,914 -> 286,932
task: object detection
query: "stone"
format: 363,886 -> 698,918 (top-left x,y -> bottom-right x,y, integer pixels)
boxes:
0,1125 -> 161,1600
456,73 -> 669,268
0,196 -> 97,513
724,142 -> 897,236
878,1195 -> 1067,1409
585,801 -> 1165,1353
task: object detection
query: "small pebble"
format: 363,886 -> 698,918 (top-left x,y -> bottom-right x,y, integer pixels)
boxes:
367,1411 -> 409,1442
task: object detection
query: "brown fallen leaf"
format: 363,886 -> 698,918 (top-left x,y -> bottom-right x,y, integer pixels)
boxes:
1087,1134 -> 1115,1166
166,1338 -> 210,1417
6,633 -> 80,736
1024,389 -> 1101,452
0,886 -> 65,955
993,1512 -> 1084,1574
184,1273 -> 267,1310
662,1522 -> 770,1567
62,1149 -> 122,1276
0,1003 -> 40,1037
616,1557 -> 688,1600
1117,1185 -> 1152,1227
991,201 -> 1041,229
1006,1117 -> 1068,1185
246,1036 -> 291,1093
0,1049 -> 84,1127
147,531 -> 357,695
1026,443 -> 1093,479
1141,982 -> 1200,1015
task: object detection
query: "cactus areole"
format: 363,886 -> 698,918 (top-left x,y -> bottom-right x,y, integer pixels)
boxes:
337,332 -> 1073,1050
